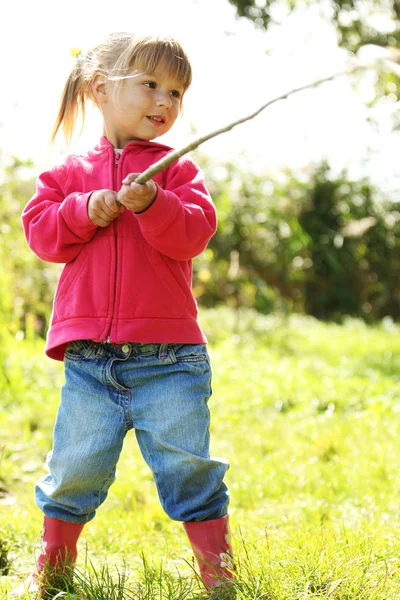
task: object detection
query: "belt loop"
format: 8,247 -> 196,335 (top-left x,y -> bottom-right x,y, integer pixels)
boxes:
159,344 -> 168,360
95,342 -> 106,359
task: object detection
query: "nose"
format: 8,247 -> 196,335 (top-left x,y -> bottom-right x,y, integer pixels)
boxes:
156,90 -> 172,109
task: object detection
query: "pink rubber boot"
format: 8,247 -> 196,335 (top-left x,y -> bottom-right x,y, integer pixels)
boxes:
35,516 -> 84,597
184,515 -> 234,594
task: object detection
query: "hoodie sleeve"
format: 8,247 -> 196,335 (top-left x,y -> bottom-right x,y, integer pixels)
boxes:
134,157 -> 217,261
22,165 -> 98,264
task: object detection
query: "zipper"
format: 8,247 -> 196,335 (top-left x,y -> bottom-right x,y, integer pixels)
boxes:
114,152 -> 123,207
104,150 -> 122,343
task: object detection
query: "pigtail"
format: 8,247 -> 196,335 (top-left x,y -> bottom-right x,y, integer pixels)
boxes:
51,59 -> 87,145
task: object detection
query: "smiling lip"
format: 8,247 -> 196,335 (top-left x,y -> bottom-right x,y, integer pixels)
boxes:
147,115 -> 166,126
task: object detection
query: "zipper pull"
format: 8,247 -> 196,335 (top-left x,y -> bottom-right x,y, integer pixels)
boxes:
114,152 -> 122,206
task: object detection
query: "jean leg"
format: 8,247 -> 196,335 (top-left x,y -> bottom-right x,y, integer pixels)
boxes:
129,346 -> 230,522
35,358 -> 127,523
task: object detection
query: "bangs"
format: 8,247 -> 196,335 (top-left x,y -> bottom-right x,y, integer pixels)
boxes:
130,38 -> 192,92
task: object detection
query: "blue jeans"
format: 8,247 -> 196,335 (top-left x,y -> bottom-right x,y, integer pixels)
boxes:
35,341 -> 230,524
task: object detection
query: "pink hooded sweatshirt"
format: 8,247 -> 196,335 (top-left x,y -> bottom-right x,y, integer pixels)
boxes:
22,137 -> 217,361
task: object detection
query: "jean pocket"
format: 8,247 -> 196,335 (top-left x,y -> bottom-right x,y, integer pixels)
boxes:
64,340 -> 98,361
170,344 -> 209,364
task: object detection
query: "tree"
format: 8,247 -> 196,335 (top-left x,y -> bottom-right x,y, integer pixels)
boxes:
227,0 -> 400,53
194,157 -> 400,322
227,1 -> 400,131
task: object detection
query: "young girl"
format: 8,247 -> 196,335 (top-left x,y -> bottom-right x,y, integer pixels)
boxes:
21,32 -> 233,597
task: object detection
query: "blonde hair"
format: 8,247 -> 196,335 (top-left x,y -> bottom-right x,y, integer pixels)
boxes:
52,32 -> 192,144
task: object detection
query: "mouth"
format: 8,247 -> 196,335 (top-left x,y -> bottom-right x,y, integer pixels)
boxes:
147,115 -> 166,126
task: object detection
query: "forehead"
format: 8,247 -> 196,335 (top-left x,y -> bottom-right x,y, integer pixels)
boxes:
132,50 -> 191,90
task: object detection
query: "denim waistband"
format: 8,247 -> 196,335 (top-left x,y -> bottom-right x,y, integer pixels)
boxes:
66,340 -> 170,360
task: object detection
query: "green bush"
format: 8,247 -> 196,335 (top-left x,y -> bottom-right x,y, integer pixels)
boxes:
0,157 -> 61,337
195,157 -> 400,322
0,536 -> 10,576
1,154 -> 399,338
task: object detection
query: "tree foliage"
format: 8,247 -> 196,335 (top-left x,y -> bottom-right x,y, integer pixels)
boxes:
0,158 -> 60,338
227,0 -> 400,53
193,156 -> 400,322
227,0 -> 400,129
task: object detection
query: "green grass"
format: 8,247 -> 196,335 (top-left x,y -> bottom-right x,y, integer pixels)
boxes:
1,308 -> 400,598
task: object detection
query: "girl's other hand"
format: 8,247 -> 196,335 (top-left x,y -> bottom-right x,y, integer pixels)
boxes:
88,190 -> 123,227
118,173 -> 157,214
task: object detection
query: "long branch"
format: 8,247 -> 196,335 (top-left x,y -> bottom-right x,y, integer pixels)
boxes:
117,59 -> 385,196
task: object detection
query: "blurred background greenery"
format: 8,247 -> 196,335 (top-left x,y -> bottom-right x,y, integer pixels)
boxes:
2,152 -> 399,345
1,0 -> 399,341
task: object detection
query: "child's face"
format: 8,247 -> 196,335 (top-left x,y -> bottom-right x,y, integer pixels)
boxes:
102,68 -> 184,148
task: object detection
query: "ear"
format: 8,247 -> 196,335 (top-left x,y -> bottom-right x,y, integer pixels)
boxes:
92,74 -> 108,105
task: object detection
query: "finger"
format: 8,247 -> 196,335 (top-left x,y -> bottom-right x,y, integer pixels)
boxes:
116,185 -> 130,206
97,201 -> 119,219
128,182 -> 147,195
91,206 -> 115,223
90,213 -> 113,227
99,206 -> 119,222
96,217 -> 113,228
104,192 -> 121,214
121,172 -> 140,185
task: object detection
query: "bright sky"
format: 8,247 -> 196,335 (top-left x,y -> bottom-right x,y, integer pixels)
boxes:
0,0 -> 398,192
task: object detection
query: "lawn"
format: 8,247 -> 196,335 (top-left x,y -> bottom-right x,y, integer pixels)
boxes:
1,307 -> 400,599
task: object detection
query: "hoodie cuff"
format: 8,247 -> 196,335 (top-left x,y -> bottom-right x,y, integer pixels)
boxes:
60,192 -> 98,238
134,185 -> 179,233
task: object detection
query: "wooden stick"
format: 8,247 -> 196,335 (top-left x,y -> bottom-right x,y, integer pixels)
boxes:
116,60 -> 384,200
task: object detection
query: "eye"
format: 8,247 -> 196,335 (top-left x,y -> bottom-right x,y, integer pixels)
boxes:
144,81 -> 157,89
170,90 -> 181,99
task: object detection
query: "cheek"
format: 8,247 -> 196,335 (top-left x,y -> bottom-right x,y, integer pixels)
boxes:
166,113 -> 179,130
171,104 -> 181,121
120,88 -> 147,109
